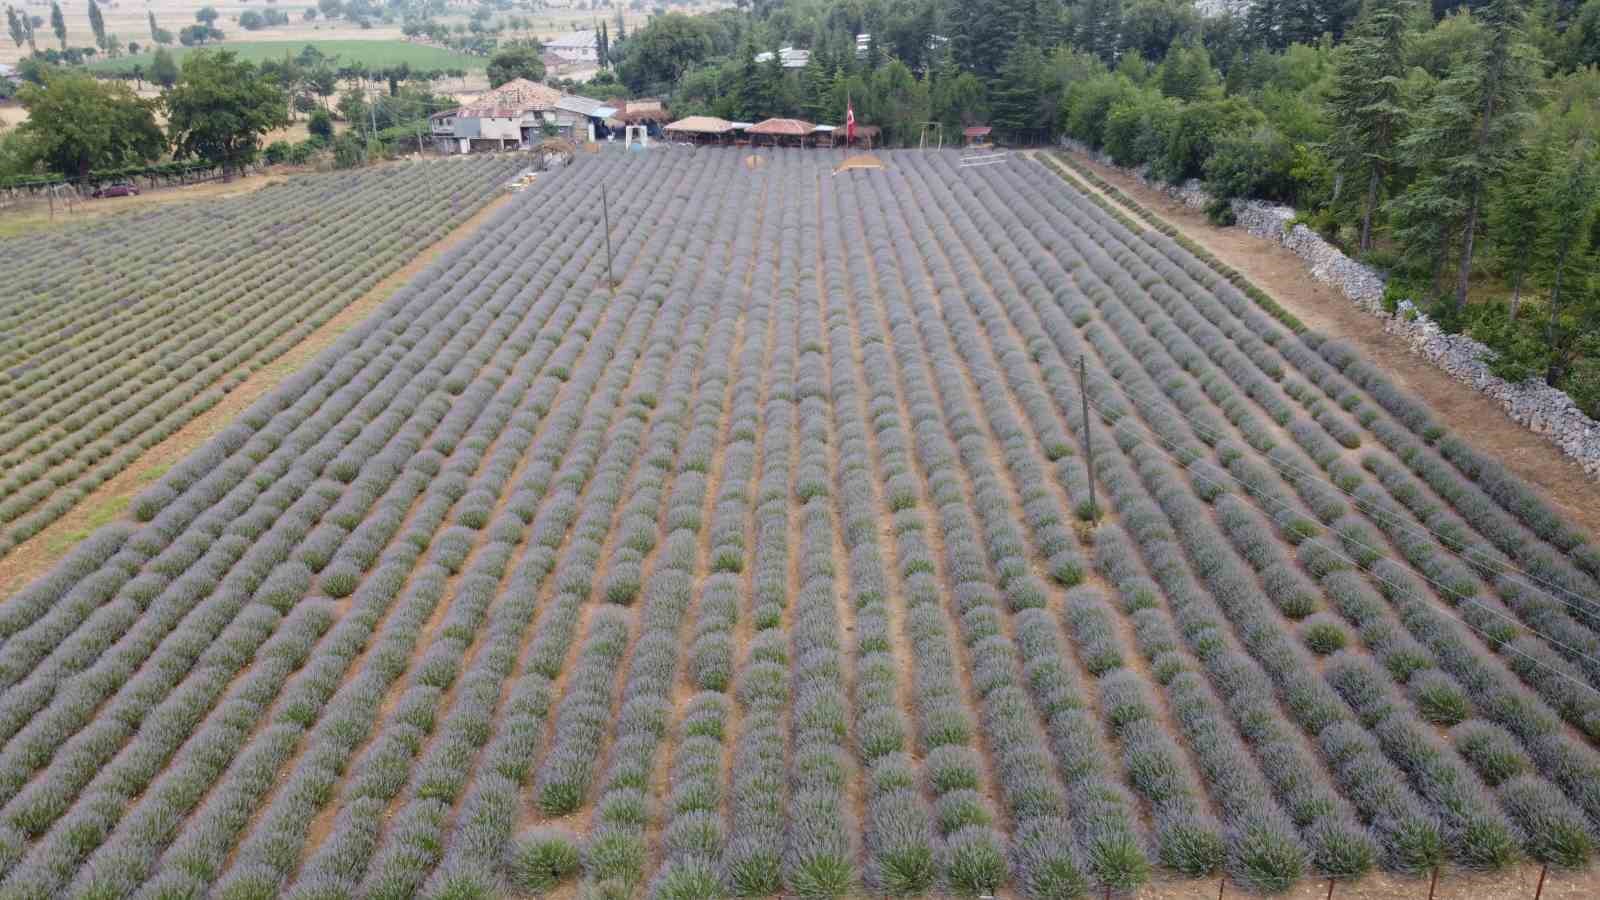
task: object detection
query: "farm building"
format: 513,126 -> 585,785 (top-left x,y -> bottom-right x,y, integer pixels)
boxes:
546,29 -> 599,63
430,106 -> 523,154
430,80 -> 616,152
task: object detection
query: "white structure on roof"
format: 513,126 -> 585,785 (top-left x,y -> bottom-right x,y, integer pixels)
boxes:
547,29 -> 599,63
754,47 -> 810,69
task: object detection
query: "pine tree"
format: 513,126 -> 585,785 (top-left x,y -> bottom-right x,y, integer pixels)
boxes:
762,42 -> 787,117
49,0 -> 65,50
1538,139 -> 1600,383
799,49 -> 832,122
88,0 -> 105,49
615,5 -> 626,44
1486,132 -> 1552,315
1450,0 -> 1543,312
990,42 -> 1044,139
598,20 -> 609,67
950,0 -> 1033,78
1075,0 -> 1123,62
148,10 -> 158,41
1327,0 -> 1415,253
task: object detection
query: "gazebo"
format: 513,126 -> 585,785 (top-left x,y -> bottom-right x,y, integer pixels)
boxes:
747,118 -> 818,147
663,116 -> 736,145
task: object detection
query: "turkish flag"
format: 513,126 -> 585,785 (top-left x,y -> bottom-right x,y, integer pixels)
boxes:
846,99 -> 856,145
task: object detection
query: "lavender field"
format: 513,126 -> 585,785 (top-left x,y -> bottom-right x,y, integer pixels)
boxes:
0,155 -> 525,560
4,148 -> 1600,899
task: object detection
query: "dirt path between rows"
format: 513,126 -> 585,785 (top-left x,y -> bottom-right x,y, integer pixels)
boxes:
1051,150 -> 1600,540
0,191 -> 518,601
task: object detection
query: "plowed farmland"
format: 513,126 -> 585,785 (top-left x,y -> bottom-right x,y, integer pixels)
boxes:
6,149 -> 1600,900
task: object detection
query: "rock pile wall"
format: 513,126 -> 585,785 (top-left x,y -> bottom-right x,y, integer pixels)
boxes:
1055,144 -> 1600,477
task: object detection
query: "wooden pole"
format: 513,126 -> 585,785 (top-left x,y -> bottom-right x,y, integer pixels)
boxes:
1535,863 -> 1548,900
1326,877 -> 1336,900
601,182 -> 615,292
1217,876 -> 1226,900
1079,356 -> 1096,520
1427,865 -> 1438,900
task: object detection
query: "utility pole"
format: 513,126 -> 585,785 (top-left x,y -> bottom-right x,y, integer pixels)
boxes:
1079,356 -> 1096,521
601,182 -> 615,292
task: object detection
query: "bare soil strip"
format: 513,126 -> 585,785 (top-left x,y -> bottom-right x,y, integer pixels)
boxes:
1054,149 -> 1600,538
0,192 -> 518,601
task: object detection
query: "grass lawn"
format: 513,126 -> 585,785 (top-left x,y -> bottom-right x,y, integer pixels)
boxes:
86,40 -> 487,73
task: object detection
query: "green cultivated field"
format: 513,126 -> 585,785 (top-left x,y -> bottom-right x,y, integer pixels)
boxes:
87,40 -> 487,73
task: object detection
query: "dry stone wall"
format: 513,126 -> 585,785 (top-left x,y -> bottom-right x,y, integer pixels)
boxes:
1059,141 -> 1600,478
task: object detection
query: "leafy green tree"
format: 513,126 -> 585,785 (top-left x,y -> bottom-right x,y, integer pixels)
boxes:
195,6 -> 219,26
616,13 -> 716,94
930,49 -> 989,131
867,59 -> 930,145
16,73 -> 164,175
1157,41 -> 1218,101
49,0 -> 64,50
149,47 -> 179,87
1327,0 -> 1415,253
486,44 -> 545,87
164,50 -> 289,174
87,0 -> 104,49
308,105 -> 334,140
1122,0 -> 1201,61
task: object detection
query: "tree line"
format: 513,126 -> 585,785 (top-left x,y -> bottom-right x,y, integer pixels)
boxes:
597,0 -> 1600,417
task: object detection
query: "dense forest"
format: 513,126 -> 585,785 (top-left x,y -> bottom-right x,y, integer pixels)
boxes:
596,0 -> 1600,417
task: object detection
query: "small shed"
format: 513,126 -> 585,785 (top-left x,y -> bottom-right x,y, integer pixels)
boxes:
664,116 -> 736,145
747,118 -> 818,147
964,125 -> 994,148
554,95 -> 620,142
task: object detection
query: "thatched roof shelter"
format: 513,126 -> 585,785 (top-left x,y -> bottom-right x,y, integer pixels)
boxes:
748,118 -> 817,137
665,116 -> 735,135
747,118 -> 819,147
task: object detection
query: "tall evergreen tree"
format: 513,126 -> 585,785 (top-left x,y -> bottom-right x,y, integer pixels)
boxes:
1538,139 -> 1600,383
1074,0 -> 1123,62
799,48 -> 833,121
1486,131 -> 1552,315
990,41 -> 1045,137
49,0 -> 65,49
1448,0 -> 1542,311
1327,0 -> 1415,253
950,0 -> 1033,78
87,0 -> 105,49
6,5 -> 24,49
148,10 -> 158,41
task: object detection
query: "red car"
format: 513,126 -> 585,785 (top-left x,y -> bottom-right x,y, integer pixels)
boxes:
91,182 -> 140,198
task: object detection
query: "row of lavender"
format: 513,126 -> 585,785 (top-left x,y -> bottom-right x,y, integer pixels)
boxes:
0,155 -> 527,558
